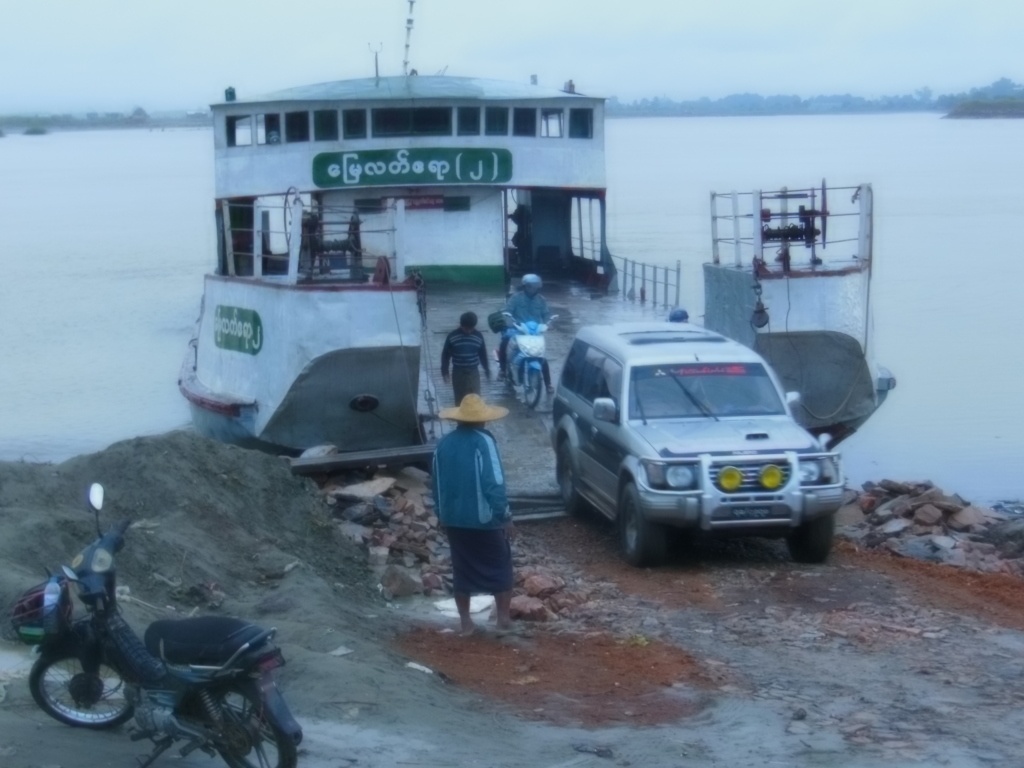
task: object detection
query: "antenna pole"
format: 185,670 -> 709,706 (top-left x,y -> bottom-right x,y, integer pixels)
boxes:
403,0 -> 416,76
369,43 -> 382,83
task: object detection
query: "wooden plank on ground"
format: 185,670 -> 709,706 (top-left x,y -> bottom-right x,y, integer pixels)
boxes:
290,444 -> 436,475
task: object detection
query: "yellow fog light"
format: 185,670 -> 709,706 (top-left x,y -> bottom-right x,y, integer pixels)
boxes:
718,466 -> 743,492
759,464 -> 783,490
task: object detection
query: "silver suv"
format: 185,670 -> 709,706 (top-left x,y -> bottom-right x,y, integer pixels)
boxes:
551,322 -> 844,566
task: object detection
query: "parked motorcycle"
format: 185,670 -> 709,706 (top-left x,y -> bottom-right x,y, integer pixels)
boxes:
7,483 -> 301,768
502,312 -> 557,408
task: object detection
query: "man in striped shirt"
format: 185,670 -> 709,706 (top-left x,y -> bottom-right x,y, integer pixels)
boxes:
441,312 -> 491,406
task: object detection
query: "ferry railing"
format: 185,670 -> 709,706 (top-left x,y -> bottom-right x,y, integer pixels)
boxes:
610,255 -> 682,310
222,199 -> 400,282
570,232 -> 682,310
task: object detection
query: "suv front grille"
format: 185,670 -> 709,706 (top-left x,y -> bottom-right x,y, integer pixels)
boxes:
709,462 -> 792,493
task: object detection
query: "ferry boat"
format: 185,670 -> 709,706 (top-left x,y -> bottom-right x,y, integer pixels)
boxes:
702,182 -> 896,446
179,74 -> 613,453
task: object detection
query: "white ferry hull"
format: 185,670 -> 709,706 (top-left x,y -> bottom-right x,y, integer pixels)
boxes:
180,276 -> 422,454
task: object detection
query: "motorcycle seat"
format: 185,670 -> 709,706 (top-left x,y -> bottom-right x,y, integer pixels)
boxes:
144,616 -> 269,665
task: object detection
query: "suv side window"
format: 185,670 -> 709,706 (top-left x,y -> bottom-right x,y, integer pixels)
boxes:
602,357 -> 624,404
579,347 -> 608,402
561,340 -> 589,394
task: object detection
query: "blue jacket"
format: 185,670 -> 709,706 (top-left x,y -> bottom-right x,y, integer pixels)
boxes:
504,291 -> 550,324
432,426 -> 510,529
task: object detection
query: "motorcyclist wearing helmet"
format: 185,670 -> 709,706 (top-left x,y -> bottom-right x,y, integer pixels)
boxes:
499,274 -> 554,392
668,307 -> 689,323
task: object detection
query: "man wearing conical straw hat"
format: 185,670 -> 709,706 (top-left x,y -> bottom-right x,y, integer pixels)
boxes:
431,394 -> 515,636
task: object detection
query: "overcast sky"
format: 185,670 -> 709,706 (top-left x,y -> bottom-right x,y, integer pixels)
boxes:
2,0 -> 1020,113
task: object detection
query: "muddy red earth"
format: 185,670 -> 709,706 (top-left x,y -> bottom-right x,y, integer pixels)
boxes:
395,626 -> 719,727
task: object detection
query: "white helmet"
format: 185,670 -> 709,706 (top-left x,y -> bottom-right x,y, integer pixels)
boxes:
521,274 -> 542,288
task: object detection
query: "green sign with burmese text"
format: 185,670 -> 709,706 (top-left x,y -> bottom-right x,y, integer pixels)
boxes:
312,148 -> 512,188
214,305 -> 263,355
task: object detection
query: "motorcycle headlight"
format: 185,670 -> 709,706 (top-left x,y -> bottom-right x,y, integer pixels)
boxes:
91,548 -> 113,573
798,460 -> 822,484
665,464 -> 697,489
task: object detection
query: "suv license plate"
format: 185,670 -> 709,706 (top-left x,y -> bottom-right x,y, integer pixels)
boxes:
727,506 -> 775,520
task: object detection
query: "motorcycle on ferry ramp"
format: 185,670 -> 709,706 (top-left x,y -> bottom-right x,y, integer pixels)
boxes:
7,483 -> 301,768
502,312 -> 557,408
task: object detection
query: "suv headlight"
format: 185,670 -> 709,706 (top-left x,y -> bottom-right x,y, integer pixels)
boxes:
798,460 -> 822,484
665,464 -> 696,489
642,461 -> 698,490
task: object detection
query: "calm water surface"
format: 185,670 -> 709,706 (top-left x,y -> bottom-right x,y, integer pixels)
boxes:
1,115 -> 1021,502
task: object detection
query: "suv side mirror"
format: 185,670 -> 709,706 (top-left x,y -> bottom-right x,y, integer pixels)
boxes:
785,391 -> 801,405
593,397 -> 618,423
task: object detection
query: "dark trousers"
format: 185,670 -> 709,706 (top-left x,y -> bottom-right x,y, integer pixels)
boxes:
499,337 -> 550,386
451,367 -> 481,405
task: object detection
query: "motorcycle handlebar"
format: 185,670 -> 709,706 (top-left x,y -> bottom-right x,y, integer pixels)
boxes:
111,518 -> 132,551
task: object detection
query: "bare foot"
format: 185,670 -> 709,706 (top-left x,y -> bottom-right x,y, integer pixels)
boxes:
459,622 -> 477,637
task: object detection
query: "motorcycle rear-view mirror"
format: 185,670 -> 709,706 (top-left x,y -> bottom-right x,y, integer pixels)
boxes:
88,483 -> 104,511
88,483 -> 104,538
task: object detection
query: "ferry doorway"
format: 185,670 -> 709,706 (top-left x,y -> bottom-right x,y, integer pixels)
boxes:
503,188 -> 613,286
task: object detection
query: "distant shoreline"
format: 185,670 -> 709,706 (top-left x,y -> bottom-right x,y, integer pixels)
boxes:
944,100 -> 1024,118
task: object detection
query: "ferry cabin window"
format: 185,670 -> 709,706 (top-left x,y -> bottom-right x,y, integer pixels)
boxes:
457,107 -> 480,135
257,114 -> 281,145
569,108 -> 593,139
285,111 -> 310,142
372,107 -> 452,137
484,107 -> 508,136
513,108 -> 537,137
226,116 -> 252,147
541,109 -> 563,138
343,110 -> 367,139
313,110 -> 339,141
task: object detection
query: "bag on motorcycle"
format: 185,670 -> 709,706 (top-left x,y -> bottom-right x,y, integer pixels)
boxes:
487,310 -> 508,334
7,577 -> 71,644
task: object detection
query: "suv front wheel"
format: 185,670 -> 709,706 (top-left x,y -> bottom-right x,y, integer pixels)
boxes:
787,514 -> 835,563
618,482 -> 667,567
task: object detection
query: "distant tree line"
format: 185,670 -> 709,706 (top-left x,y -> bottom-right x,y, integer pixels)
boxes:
0,107 -> 212,132
607,78 -> 1024,117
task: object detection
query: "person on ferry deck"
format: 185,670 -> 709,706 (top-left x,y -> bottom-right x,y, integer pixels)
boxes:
499,274 -> 553,393
441,312 -> 491,406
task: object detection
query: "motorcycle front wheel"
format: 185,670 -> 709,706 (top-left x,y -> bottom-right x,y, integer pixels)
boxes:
526,367 -> 543,408
29,652 -> 134,729
215,685 -> 298,768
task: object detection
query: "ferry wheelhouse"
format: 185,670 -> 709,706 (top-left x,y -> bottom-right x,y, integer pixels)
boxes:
180,75 -> 613,453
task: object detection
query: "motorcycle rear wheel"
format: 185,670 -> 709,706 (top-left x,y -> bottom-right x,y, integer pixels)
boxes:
29,652 -> 134,729
215,685 -> 298,768
526,368 -> 542,408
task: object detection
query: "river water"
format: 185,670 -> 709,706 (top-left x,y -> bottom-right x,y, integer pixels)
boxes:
1,114 -> 1021,503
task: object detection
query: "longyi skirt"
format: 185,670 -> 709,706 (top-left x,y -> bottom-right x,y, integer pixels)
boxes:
446,526 -> 513,595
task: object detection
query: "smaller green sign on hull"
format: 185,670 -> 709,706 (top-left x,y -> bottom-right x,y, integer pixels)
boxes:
214,305 -> 263,355
313,148 -> 512,188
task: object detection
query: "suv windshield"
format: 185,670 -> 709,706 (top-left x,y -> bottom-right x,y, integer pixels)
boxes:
629,363 -> 784,419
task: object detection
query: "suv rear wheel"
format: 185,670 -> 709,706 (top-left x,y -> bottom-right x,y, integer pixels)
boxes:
618,482 -> 667,567
787,514 -> 835,563
556,440 -> 585,516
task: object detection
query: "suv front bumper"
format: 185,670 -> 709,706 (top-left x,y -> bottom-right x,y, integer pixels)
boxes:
636,454 -> 844,531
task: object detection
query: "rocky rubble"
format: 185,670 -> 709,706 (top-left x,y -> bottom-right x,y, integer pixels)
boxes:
837,479 -> 1024,575
317,466 -> 593,623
